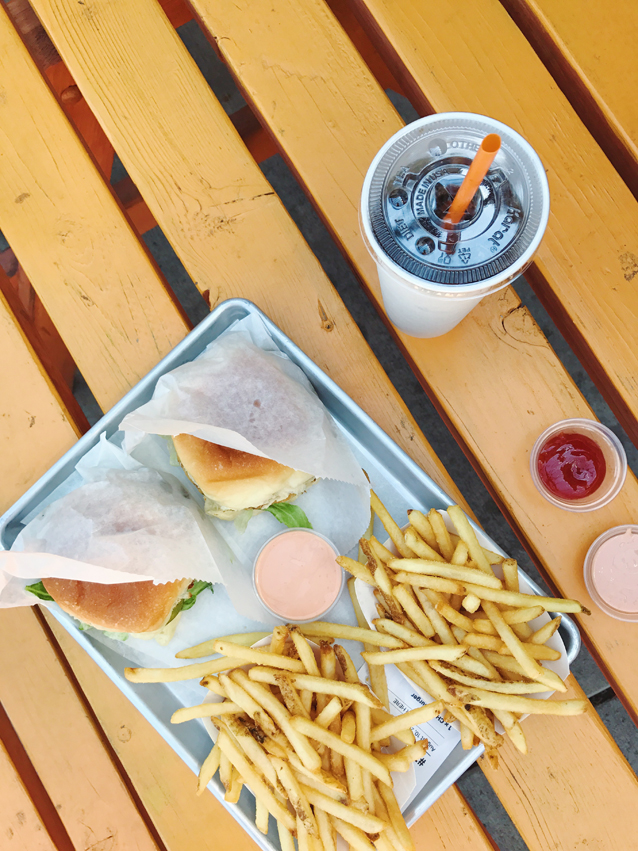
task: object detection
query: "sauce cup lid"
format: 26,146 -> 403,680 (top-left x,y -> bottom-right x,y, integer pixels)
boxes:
529,418 -> 627,512
583,524 -> 638,621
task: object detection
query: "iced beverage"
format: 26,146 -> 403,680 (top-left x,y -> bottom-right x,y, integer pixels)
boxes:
360,113 -> 550,337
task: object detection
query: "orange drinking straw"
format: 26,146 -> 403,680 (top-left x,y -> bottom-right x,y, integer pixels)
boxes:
444,133 -> 501,226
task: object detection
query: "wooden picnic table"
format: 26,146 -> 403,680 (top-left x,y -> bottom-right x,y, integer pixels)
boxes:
0,1 -> 636,849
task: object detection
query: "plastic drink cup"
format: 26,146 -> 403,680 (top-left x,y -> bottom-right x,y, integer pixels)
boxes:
360,113 -> 550,337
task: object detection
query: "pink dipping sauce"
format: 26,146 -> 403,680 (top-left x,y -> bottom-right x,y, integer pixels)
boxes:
254,530 -> 343,621
591,529 -> 638,613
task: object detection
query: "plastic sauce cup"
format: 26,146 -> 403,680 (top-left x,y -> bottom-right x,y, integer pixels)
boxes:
253,529 -> 344,623
584,525 -> 638,621
529,418 -> 627,512
360,112 -> 550,338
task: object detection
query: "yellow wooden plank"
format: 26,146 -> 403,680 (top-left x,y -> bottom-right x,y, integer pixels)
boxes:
0,286 -> 79,513
501,0 -> 638,191
45,609 -> 494,851
0,740 -> 58,851
0,5 -> 188,412
350,0 -> 638,445
27,0 -> 466,507
0,608 -> 160,851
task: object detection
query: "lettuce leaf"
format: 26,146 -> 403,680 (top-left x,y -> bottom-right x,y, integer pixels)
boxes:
25,581 -> 54,601
168,580 -> 213,622
265,503 -> 312,529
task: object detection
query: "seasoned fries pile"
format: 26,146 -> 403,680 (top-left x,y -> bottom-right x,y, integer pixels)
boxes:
332,495 -> 589,763
125,626 -> 430,851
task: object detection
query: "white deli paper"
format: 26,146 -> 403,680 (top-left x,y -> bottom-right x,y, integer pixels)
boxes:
0,436 -> 225,607
119,314 -> 371,622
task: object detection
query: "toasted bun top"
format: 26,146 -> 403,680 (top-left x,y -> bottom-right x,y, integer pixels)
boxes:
42,576 -> 191,634
173,434 -> 314,516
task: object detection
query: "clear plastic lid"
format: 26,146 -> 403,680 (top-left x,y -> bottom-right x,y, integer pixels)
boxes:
365,113 -> 549,285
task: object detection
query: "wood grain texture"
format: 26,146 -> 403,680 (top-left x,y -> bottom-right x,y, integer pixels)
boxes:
27,0 -> 465,505
183,0 -> 638,720
45,609 -> 495,851
499,0 -> 638,199
0,5 -> 189,411
349,0 -> 638,451
0,740 -> 58,851
0,286 -> 79,514
0,608 -> 160,851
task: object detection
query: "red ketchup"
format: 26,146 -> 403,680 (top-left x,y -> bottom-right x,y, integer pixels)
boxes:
537,431 -> 606,500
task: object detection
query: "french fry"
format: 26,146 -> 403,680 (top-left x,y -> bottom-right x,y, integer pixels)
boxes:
429,661 -> 549,693
278,821 -> 296,851
199,675 -> 227,697
370,701 -> 444,742
463,633 -> 504,651
196,741 -> 220,795
462,583 -> 589,614
434,601 -> 475,632
396,661 -> 452,703
407,510 -> 438,550
392,572 -> 467,595
470,606 -> 544,634
255,798 -> 269,834
498,643 -> 562,661
223,716 -> 282,790
290,627 -> 321,676
376,741 -> 429,770
331,816 -> 376,851
373,618 -> 434,647
301,622 -> 404,649
226,766 -> 243,804
390,560 -> 503,590
404,526 -> 445,562
218,672 -> 280,739
272,757 -> 318,836
171,702 -> 242,723
450,540 -> 469,566
341,710 -> 356,744
337,555 -> 376,585
348,577 -> 389,709
230,669 -> 321,771
219,749 -> 232,796
481,600 -> 549,684
124,657 -> 246,683
212,640 -> 307,672
369,536 -> 396,564
460,723 -> 474,750
449,687 -> 588,715
370,708 -> 414,745
462,593 -> 482,613
446,505 -> 494,575
288,755 -> 349,802
377,780 -> 415,851
270,625 -> 290,656
175,631 -> 269,659
362,646 -> 467,665
392,584 -> 435,638
491,710 -> 528,754
316,808 -> 337,851
371,491 -> 414,558
315,697 -> 343,729
501,558 -> 520,592
289,717 -> 392,786
413,589 -> 457,645
300,785 -> 389,833
274,672 -> 312,719
528,616 -> 562,645
248,667 -> 383,708
217,730 -> 296,829
428,509 -> 455,561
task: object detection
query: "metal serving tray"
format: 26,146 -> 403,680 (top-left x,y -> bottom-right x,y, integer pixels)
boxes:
0,298 -> 580,846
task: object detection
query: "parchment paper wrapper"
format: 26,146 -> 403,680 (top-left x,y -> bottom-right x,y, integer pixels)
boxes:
0,436 -> 225,609
120,314 -> 371,622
